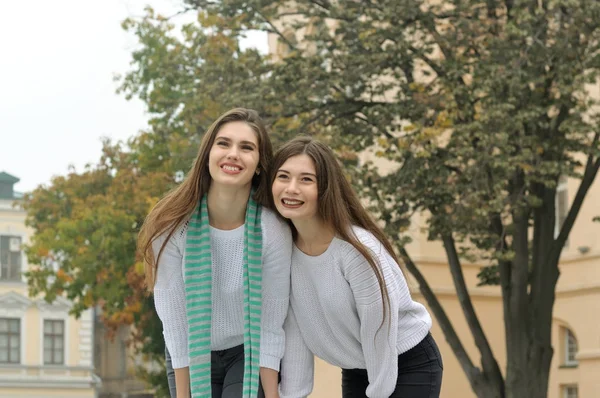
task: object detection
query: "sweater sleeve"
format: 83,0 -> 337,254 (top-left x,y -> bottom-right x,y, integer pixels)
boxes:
259,210 -> 292,370
152,225 -> 190,369
279,307 -> 314,398
344,232 -> 403,398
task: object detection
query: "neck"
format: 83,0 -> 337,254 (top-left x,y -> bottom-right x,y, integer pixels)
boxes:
292,217 -> 336,256
207,184 -> 252,230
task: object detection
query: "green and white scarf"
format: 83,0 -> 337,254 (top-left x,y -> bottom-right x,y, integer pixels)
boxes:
184,193 -> 262,398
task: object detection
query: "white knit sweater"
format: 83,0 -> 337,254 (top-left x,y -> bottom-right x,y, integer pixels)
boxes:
279,227 -> 432,398
153,208 -> 292,371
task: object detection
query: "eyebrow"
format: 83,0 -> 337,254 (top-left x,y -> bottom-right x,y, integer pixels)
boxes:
215,137 -> 257,148
277,169 -> 317,178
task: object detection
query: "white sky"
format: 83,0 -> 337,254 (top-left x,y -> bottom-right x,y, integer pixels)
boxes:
0,0 -> 268,193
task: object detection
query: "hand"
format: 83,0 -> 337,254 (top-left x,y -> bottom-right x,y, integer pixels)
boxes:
260,367 -> 280,398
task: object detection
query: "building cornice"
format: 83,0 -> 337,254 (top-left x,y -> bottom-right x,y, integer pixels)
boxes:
0,200 -> 23,212
0,380 -> 99,389
0,364 -> 101,389
410,250 -> 600,268
35,296 -> 72,313
414,283 -> 600,298
0,291 -> 32,311
577,349 -> 600,361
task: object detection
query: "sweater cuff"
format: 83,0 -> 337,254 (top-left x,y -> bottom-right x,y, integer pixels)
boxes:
260,354 -> 281,371
171,355 -> 189,369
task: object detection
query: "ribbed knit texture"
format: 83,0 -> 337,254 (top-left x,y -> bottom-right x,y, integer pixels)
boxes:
152,208 -> 291,372
184,195 -> 262,398
279,227 -> 432,398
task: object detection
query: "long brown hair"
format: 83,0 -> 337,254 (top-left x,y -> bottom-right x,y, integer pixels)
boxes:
139,108 -> 273,290
270,136 -> 401,324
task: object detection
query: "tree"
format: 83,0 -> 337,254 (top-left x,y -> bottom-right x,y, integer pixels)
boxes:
23,6 -> 284,395
23,138 -> 173,396
179,1 -> 600,397
23,1 -> 600,396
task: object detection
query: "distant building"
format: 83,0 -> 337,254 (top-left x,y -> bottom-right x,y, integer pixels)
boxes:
94,314 -> 153,398
0,172 -> 100,398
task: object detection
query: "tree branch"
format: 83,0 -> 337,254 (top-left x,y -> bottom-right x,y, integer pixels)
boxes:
441,234 -> 505,393
553,138 -> 600,257
526,142 -> 600,389
397,246 -> 483,384
489,213 -> 511,290
504,201 -> 532,368
249,7 -> 298,51
529,181 -> 556,319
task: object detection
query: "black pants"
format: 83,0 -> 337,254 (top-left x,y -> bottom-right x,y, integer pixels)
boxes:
166,346 -> 178,397
342,333 -> 443,398
165,345 -> 265,398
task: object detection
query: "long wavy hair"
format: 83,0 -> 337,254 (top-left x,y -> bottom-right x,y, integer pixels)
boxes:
270,136 -> 402,324
139,108 -> 273,290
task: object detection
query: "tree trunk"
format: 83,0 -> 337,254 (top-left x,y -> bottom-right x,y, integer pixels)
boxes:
506,342 -> 553,398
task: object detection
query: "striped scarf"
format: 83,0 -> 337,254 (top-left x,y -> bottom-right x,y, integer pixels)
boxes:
184,193 -> 262,397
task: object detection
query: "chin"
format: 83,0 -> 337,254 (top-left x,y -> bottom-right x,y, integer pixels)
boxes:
213,177 -> 253,188
274,207 -> 295,220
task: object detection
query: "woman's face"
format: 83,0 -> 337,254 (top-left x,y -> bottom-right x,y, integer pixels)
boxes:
208,121 -> 260,189
272,154 -> 319,222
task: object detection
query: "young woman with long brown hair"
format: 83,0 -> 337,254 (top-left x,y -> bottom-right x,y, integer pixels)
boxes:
138,108 -> 292,398
271,136 -> 442,398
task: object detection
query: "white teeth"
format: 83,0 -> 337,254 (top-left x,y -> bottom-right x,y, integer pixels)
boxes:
283,199 -> 303,205
222,165 -> 240,171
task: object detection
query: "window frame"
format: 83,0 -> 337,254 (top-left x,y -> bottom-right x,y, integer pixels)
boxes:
0,317 -> 21,364
563,384 -> 578,398
43,319 -> 66,365
564,328 -> 578,367
0,235 -> 23,282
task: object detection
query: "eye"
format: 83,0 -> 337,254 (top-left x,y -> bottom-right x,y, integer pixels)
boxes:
216,140 -> 228,147
276,173 -> 289,180
241,144 -> 255,151
301,177 -> 314,182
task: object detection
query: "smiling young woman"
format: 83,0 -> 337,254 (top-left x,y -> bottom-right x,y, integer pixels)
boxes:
138,108 -> 292,398
271,136 -> 443,398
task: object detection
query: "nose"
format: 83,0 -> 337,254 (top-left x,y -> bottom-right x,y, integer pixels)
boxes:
226,146 -> 239,160
284,179 -> 300,194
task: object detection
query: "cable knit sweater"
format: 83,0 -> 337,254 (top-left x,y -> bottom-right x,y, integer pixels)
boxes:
153,207 -> 292,371
279,227 -> 432,398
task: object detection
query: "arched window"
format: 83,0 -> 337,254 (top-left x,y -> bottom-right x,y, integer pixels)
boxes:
563,327 -> 578,367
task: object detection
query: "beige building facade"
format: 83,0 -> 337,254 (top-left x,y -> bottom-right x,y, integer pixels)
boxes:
0,172 -> 99,398
94,319 -> 152,398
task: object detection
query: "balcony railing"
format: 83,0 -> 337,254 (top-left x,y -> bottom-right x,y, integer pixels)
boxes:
0,364 -> 101,388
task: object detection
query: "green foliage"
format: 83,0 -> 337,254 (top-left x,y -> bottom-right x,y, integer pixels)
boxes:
186,0 -> 600,278
23,5 -> 286,391
183,0 -> 600,396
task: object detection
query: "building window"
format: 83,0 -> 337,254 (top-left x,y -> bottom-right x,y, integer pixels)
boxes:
0,235 -> 22,281
44,319 -> 65,365
0,318 -> 20,364
563,385 -> 578,398
554,176 -> 568,246
563,328 -> 578,367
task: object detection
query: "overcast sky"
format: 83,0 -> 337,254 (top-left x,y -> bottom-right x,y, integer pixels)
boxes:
0,0 -> 268,193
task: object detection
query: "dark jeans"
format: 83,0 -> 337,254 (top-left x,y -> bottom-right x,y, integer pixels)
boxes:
165,345 -> 265,398
166,346 -> 177,398
342,333 -> 443,398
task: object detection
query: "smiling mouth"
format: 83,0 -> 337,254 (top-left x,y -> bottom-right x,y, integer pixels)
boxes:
221,164 -> 242,173
281,198 -> 304,207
